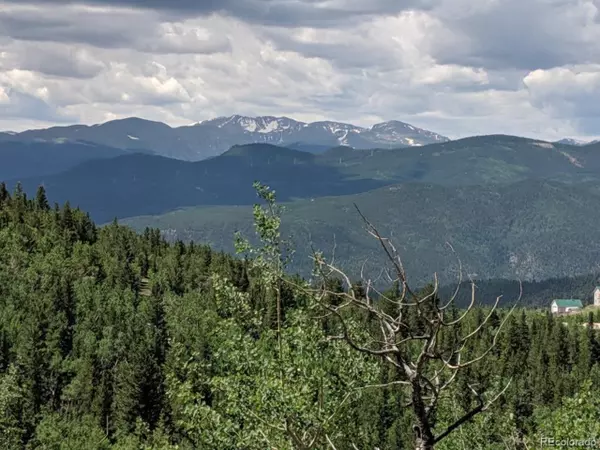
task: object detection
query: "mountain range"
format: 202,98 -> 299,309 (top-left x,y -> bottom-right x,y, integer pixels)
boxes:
0,115 -> 449,161
555,138 -> 600,146
6,135 -> 600,223
3,115 -> 600,284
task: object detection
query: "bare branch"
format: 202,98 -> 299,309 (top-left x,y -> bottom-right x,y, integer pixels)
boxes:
352,203 -> 417,300
440,295 -> 520,371
293,205 -> 522,450
329,233 -> 337,268
438,241 -> 464,311
434,378 -> 512,444
441,278 -> 477,327
325,435 -> 338,450
357,380 -> 412,390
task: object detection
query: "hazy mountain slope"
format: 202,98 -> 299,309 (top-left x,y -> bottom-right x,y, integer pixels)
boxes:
4,115 -> 449,160
438,273 -> 600,308
121,179 -> 600,284
10,144 -> 385,222
8,136 -> 600,223
327,135 -> 600,184
0,132 -> 19,141
285,142 -> 353,154
12,118 -> 196,160
555,138 -> 589,146
0,140 -> 127,180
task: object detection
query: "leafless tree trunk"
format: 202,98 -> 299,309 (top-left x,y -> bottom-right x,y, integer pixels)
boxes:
304,204 -> 520,450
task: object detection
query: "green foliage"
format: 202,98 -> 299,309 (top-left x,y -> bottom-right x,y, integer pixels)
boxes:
533,379 -> 600,444
0,366 -> 26,448
31,413 -> 110,450
0,185 -> 598,449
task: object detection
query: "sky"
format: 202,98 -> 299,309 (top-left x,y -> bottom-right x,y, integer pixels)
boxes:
0,0 -> 599,141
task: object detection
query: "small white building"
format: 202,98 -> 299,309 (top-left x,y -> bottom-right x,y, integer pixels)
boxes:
594,286 -> 600,307
551,299 -> 584,315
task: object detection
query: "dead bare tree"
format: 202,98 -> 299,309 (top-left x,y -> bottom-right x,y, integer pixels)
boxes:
307,204 -> 521,450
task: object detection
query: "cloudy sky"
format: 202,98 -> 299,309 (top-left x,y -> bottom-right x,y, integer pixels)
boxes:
0,0 -> 599,140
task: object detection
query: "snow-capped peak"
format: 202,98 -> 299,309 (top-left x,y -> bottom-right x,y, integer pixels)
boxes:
198,115 -> 306,134
556,138 -> 590,146
312,121 -> 366,134
368,120 -> 449,147
370,120 -> 412,130
192,114 -> 449,150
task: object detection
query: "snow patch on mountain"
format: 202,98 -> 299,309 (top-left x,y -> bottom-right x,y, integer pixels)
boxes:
192,114 -> 449,152
216,116 -> 238,128
367,120 -> 448,147
242,121 -> 257,132
559,150 -> 584,168
258,120 -> 280,133
556,138 -> 588,146
238,117 -> 257,132
338,130 -> 350,145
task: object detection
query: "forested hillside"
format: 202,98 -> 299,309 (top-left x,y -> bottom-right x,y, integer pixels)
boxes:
123,179 -> 600,284
0,140 -> 130,181
7,135 -> 600,283
439,274 -> 600,308
2,182 -> 600,449
9,145 -> 385,223
7,136 -> 600,224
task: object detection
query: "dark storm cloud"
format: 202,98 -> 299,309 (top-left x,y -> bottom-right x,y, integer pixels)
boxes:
1,0 -> 436,26
7,0 -> 597,72
429,0 -> 600,71
265,35 -> 399,70
5,47 -> 105,79
0,7 -> 156,48
0,7 -> 231,54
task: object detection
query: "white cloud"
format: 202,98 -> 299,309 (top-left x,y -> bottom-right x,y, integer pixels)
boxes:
0,86 -> 9,103
418,65 -> 489,87
523,65 -> 600,132
0,0 -> 598,141
427,0 -> 600,70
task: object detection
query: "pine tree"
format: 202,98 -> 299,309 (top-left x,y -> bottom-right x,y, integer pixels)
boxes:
0,182 -> 9,206
35,186 -> 50,211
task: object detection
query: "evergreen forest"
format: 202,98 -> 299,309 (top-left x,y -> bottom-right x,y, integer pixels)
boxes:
1,181 -> 600,449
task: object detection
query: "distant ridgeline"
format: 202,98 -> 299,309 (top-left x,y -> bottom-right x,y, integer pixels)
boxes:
437,274 -> 600,308
5,133 -> 600,292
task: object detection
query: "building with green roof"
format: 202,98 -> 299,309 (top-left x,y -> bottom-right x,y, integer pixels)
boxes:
551,299 -> 583,315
